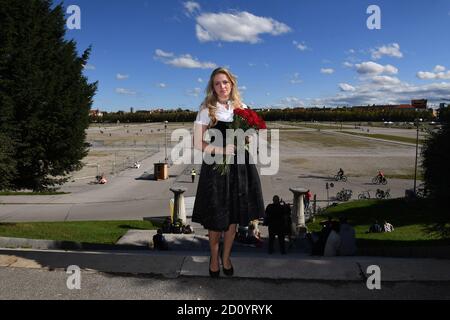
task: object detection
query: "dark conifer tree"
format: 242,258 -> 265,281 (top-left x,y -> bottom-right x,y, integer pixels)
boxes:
0,0 -> 97,191
422,106 -> 450,236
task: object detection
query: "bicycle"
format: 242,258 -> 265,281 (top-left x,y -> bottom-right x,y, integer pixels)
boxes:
372,175 -> 388,185
336,188 -> 353,201
376,188 -> 390,199
334,174 -> 348,182
416,184 -> 428,198
358,190 -> 371,199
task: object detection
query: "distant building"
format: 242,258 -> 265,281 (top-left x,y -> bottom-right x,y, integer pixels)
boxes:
89,109 -> 103,117
130,107 -> 134,113
411,99 -> 427,109
352,99 -> 428,111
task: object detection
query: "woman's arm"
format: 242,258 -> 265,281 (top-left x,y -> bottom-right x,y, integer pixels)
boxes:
193,123 -> 235,155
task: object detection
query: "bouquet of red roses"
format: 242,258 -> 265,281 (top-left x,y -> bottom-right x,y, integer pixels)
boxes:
232,108 -> 267,131
214,108 -> 266,175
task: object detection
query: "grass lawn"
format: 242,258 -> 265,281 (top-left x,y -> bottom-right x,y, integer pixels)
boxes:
0,191 -> 69,195
341,131 -> 424,144
0,220 -> 157,244
308,199 -> 450,248
292,123 -> 344,130
280,131 -> 372,148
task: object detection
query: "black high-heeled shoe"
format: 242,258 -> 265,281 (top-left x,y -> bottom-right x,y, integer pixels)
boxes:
209,256 -> 220,278
221,257 -> 234,276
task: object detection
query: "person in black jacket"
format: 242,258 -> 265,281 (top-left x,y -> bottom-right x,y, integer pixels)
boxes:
264,195 -> 288,254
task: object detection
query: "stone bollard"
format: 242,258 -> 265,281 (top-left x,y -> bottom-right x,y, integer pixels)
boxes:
170,186 -> 187,225
289,187 -> 308,237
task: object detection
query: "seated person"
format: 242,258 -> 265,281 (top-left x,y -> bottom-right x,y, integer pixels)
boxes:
153,229 -> 169,250
162,217 -> 172,233
337,168 -> 344,177
383,220 -> 394,232
247,220 -> 263,247
368,220 -> 382,233
339,217 -> 356,256
324,222 -> 341,257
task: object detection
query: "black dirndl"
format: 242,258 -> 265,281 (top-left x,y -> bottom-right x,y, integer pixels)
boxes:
192,121 -> 265,231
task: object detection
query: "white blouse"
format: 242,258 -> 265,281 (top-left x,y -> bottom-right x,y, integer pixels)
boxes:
194,101 -> 248,125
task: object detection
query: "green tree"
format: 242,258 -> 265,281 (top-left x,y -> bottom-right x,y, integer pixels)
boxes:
0,132 -> 16,191
0,0 -> 97,191
421,107 -> 450,236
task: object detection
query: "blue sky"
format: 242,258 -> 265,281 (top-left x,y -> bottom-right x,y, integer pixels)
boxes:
58,0 -> 450,111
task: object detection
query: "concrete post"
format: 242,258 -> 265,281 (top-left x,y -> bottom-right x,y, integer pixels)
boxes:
313,194 -> 317,216
170,187 -> 187,225
289,187 -> 308,236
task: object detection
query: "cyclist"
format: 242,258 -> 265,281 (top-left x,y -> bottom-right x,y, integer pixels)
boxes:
377,170 -> 385,182
337,168 -> 344,179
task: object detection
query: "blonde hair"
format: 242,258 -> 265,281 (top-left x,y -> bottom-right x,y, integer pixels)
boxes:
249,219 -> 259,230
200,67 -> 243,127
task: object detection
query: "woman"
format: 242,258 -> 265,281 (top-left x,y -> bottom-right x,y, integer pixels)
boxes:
192,67 -> 265,277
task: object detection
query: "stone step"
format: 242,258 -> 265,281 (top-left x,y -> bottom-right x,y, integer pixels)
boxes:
116,229 -> 310,254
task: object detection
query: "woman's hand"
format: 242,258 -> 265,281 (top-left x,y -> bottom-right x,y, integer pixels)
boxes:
223,144 -> 236,155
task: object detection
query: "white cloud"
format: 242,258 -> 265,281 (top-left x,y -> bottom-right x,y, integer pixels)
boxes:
343,62 -> 353,68
434,65 -> 446,72
158,83 -> 167,88
83,64 -> 95,70
417,65 -> 450,80
168,54 -> 217,69
310,81 -> 450,107
321,68 -> 334,75
417,70 -> 450,80
371,75 -> 401,85
239,86 -> 247,91
355,61 -> 398,75
195,11 -> 291,43
187,87 -> 202,97
248,63 -> 256,67
290,72 -> 302,84
116,73 -> 129,80
197,78 -> 203,83
280,96 -> 304,107
339,83 -> 356,92
115,88 -> 136,95
155,49 -> 174,58
417,71 -> 437,80
293,40 -> 309,51
183,1 -> 201,15
283,97 -> 301,103
371,43 -> 403,60
154,50 -> 217,69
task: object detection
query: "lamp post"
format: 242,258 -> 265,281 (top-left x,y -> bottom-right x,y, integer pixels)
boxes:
413,111 -> 422,195
326,182 -> 334,207
164,120 -> 168,163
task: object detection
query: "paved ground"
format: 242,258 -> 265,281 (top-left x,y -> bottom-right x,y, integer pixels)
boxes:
1,248 -> 450,300
0,123 -> 422,222
2,267 -> 450,300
